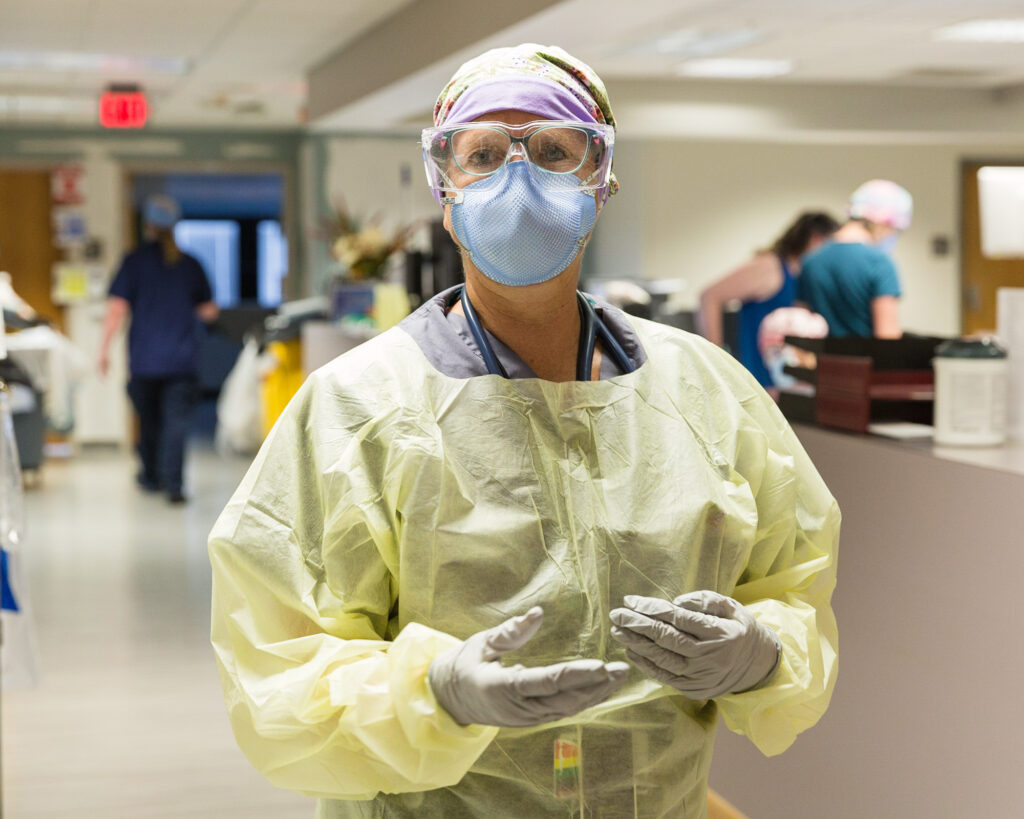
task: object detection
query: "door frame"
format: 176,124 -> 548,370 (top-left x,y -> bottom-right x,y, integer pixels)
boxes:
0,161 -> 68,329
960,157 -> 1024,335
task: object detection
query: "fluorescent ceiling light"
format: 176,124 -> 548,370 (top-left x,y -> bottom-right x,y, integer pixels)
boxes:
677,59 -> 794,79
0,95 -> 92,115
649,28 -> 763,59
0,50 -> 188,74
934,19 -> 1024,43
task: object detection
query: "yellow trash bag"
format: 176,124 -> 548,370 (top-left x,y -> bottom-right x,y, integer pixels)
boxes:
260,338 -> 304,437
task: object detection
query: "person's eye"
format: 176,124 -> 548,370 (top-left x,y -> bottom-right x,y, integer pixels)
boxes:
540,144 -> 569,162
466,148 -> 497,168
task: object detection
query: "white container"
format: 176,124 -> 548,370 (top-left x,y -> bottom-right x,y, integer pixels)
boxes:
933,339 -> 1009,446
997,288 -> 1024,442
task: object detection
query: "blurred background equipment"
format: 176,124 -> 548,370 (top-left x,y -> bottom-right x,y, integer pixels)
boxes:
584,278 -> 693,330
0,361 -> 38,691
778,335 -> 944,433
758,306 -> 829,395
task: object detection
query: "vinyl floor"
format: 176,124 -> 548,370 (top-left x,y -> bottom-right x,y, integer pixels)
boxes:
2,445 -> 312,818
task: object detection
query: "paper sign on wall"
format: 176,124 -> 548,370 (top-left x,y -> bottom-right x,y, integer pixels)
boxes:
51,263 -> 91,304
51,165 -> 86,205
52,207 -> 88,247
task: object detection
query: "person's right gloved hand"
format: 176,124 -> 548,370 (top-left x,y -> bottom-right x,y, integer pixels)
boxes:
428,607 -> 629,727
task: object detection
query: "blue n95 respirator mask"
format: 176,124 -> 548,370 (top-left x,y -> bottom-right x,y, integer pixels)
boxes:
876,232 -> 900,256
449,161 -> 597,287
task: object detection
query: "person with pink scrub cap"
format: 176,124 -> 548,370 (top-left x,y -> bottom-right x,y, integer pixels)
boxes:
797,179 -> 914,338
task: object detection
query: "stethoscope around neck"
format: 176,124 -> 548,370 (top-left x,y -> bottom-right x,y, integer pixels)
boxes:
456,285 -> 636,381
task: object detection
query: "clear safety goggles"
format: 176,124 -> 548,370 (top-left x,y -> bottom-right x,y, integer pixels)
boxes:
421,120 -> 615,201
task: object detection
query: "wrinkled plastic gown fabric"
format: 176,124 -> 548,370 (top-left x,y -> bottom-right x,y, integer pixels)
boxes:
209,316 -> 840,818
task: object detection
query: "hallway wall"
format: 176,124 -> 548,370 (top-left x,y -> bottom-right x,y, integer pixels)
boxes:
589,138 -> 1024,338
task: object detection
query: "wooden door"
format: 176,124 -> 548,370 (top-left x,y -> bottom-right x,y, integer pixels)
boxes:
961,161 -> 1024,335
0,169 -> 62,329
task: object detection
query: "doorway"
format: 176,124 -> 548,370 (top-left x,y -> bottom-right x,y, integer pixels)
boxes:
0,168 -> 63,329
961,161 -> 1024,334
128,171 -> 288,308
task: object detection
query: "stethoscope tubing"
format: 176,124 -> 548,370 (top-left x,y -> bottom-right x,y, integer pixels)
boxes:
584,296 -> 635,376
459,285 -> 510,378
576,295 -> 596,381
459,285 -> 635,380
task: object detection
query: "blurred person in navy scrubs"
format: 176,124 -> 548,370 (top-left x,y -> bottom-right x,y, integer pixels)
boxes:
99,195 -> 219,504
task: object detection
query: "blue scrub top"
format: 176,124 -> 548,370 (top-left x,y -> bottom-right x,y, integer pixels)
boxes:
796,241 -> 901,337
109,242 -> 213,377
736,255 -> 796,387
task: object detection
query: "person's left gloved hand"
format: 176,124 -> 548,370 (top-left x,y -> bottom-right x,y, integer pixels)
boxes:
609,591 -> 782,700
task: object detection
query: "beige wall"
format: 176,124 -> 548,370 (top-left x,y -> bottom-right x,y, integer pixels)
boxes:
590,138 -> 1024,337
323,136 -> 438,231
310,133 -> 1024,338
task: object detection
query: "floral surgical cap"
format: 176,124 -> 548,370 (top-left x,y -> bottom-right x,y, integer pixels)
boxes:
433,44 -> 619,196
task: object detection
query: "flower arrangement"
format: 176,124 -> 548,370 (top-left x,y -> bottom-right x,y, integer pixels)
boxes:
322,201 -> 416,282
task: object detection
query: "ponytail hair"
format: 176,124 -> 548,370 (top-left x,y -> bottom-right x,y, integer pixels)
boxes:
770,211 -> 840,259
154,228 -> 182,266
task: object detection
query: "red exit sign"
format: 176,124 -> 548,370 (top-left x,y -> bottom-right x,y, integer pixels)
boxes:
99,88 -> 148,129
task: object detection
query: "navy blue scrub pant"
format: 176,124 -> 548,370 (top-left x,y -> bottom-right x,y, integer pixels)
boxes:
127,375 -> 198,496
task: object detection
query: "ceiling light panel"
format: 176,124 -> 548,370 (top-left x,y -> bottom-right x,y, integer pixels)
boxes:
629,28 -> 764,59
677,58 -> 794,79
0,94 -> 93,115
934,19 -> 1024,43
0,50 -> 189,75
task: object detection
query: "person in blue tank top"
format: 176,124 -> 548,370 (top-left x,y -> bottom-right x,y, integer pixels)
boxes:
98,195 -> 219,504
699,211 -> 839,387
797,179 -> 913,338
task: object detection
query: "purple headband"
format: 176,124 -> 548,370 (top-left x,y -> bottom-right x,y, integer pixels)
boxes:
443,76 -> 598,126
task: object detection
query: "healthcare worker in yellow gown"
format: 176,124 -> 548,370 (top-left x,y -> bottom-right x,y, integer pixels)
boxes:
209,44 -> 840,818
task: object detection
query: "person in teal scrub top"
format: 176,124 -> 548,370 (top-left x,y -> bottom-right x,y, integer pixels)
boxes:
797,179 -> 913,338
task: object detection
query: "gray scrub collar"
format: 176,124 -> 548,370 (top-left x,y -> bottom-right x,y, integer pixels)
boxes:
399,285 -> 648,380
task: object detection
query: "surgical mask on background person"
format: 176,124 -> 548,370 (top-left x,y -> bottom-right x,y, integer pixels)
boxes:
876,232 -> 900,255
450,160 -> 597,286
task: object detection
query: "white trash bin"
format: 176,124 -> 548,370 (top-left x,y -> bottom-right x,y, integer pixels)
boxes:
933,338 -> 1009,447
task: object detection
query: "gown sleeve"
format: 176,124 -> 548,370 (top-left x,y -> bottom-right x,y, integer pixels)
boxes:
711,351 -> 841,757
208,370 -> 497,799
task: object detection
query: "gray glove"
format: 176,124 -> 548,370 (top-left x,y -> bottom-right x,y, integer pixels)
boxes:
609,591 -> 781,700
428,607 -> 629,727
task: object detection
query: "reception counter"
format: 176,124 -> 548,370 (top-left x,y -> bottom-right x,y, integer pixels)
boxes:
709,424 -> 1024,818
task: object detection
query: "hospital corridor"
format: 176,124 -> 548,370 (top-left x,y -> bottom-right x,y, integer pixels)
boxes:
3,446 -> 308,817
4,1 -> 1024,817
